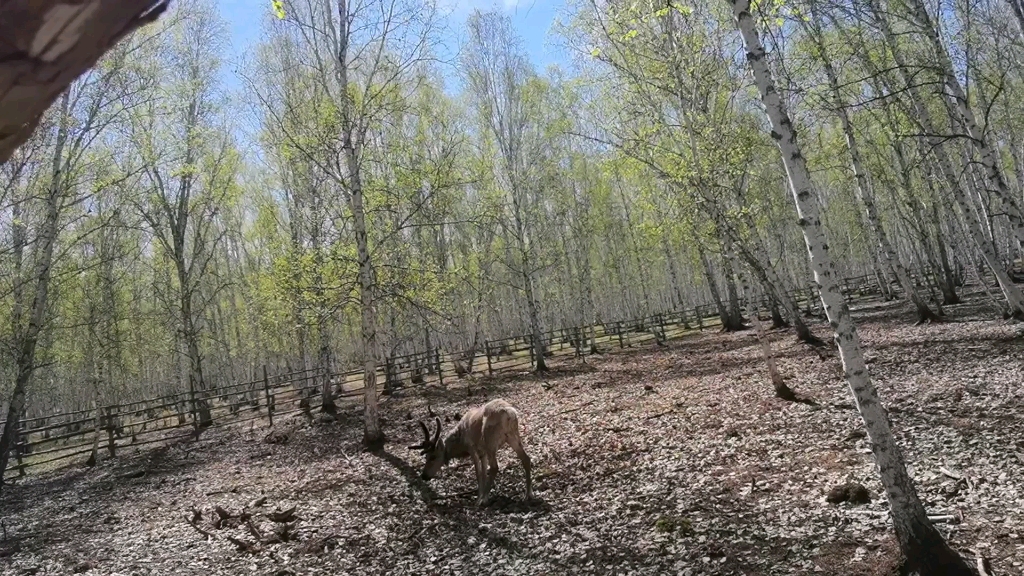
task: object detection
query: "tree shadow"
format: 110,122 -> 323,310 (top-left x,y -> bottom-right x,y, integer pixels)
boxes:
484,493 -> 552,514
372,447 -> 438,504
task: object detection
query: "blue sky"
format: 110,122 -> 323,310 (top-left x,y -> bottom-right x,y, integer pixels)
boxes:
215,0 -> 571,81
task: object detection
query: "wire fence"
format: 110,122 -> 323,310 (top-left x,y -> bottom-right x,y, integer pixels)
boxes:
0,270 -> 929,481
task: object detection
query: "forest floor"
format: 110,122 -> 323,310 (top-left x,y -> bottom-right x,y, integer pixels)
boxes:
2,296 -> 1024,576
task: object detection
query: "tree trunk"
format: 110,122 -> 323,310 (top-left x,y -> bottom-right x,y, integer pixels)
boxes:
870,0 -> 1024,316
769,298 -> 787,329
311,219 -> 335,417
318,317 -> 335,417
334,0 -> 382,448
722,251 -> 746,329
0,91 -> 69,485
738,272 -> 798,402
0,0 -> 168,163
804,9 -> 940,324
662,235 -> 688,313
524,270 -> 547,372
698,241 -> 740,331
929,199 -> 961,305
352,164 -> 382,447
729,233 -> 822,344
727,2 -> 973,573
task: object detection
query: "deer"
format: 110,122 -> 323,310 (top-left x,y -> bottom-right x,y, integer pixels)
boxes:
409,398 -> 533,507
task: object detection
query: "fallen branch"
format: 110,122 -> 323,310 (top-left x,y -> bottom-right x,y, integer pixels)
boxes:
557,400 -> 596,415
205,488 -> 238,496
226,535 -> 260,554
267,506 -> 298,523
246,519 -> 264,541
972,549 -> 994,576
644,410 -> 676,421
185,517 -> 215,540
939,467 -> 962,480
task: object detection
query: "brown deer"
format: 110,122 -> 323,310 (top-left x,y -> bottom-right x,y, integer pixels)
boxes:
409,399 -> 533,506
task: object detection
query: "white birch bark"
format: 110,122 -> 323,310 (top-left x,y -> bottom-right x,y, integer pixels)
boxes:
868,0 -> 1024,316
903,0 -> 1024,246
803,9 -> 939,323
727,2 -> 972,572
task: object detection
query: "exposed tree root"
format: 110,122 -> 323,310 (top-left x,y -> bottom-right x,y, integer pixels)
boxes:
796,325 -> 828,348
773,383 -> 818,406
914,307 -> 944,326
362,430 -> 387,451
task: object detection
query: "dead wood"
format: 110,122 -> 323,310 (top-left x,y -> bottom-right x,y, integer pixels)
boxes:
266,506 -> 298,523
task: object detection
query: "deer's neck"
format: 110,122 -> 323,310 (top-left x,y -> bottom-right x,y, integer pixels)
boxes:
442,429 -> 470,463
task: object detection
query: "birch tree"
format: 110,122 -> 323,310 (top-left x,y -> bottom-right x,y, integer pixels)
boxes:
123,0 -> 237,428
726,1 -> 973,572
464,11 -> 550,372
800,5 -> 941,324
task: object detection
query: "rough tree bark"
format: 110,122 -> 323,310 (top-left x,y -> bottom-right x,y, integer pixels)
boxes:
727,1 -> 973,573
0,0 -> 168,164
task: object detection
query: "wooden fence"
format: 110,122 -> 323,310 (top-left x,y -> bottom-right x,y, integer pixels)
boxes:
0,270 -> 922,481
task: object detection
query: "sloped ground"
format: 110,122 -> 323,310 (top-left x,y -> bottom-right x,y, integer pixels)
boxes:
2,297 -> 1023,576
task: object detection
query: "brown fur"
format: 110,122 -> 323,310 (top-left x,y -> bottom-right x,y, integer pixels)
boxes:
410,399 -> 532,506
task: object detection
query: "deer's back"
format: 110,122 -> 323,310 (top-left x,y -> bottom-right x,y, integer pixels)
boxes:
459,398 -> 521,451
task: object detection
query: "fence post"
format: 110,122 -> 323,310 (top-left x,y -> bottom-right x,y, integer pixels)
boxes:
437,351 -> 445,387
527,334 -> 535,366
14,417 -> 25,477
188,379 -> 199,439
616,322 -> 625,348
88,400 -> 101,466
384,356 -> 394,395
484,341 -> 493,375
263,365 -> 274,428
105,406 -> 116,458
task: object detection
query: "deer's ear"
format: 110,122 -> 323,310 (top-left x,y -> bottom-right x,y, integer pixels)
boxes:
418,421 -> 430,442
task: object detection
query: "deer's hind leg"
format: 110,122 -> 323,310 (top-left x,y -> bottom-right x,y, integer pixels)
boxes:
471,451 -> 487,506
483,451 -> 499,502
507,433 -> 532,500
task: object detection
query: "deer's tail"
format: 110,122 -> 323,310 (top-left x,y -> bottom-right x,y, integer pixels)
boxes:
515,407 -> 527,438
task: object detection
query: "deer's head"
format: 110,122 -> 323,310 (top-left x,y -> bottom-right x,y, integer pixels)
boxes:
409,416 -> 444,480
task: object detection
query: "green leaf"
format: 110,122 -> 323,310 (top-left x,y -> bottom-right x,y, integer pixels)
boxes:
590,47 -> 601,57
271,0 -> 286,19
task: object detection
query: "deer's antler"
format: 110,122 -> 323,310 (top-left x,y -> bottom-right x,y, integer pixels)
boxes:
408,420 -> 433,451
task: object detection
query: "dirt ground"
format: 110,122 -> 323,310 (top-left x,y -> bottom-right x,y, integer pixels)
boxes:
2,296 -> 1024,576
